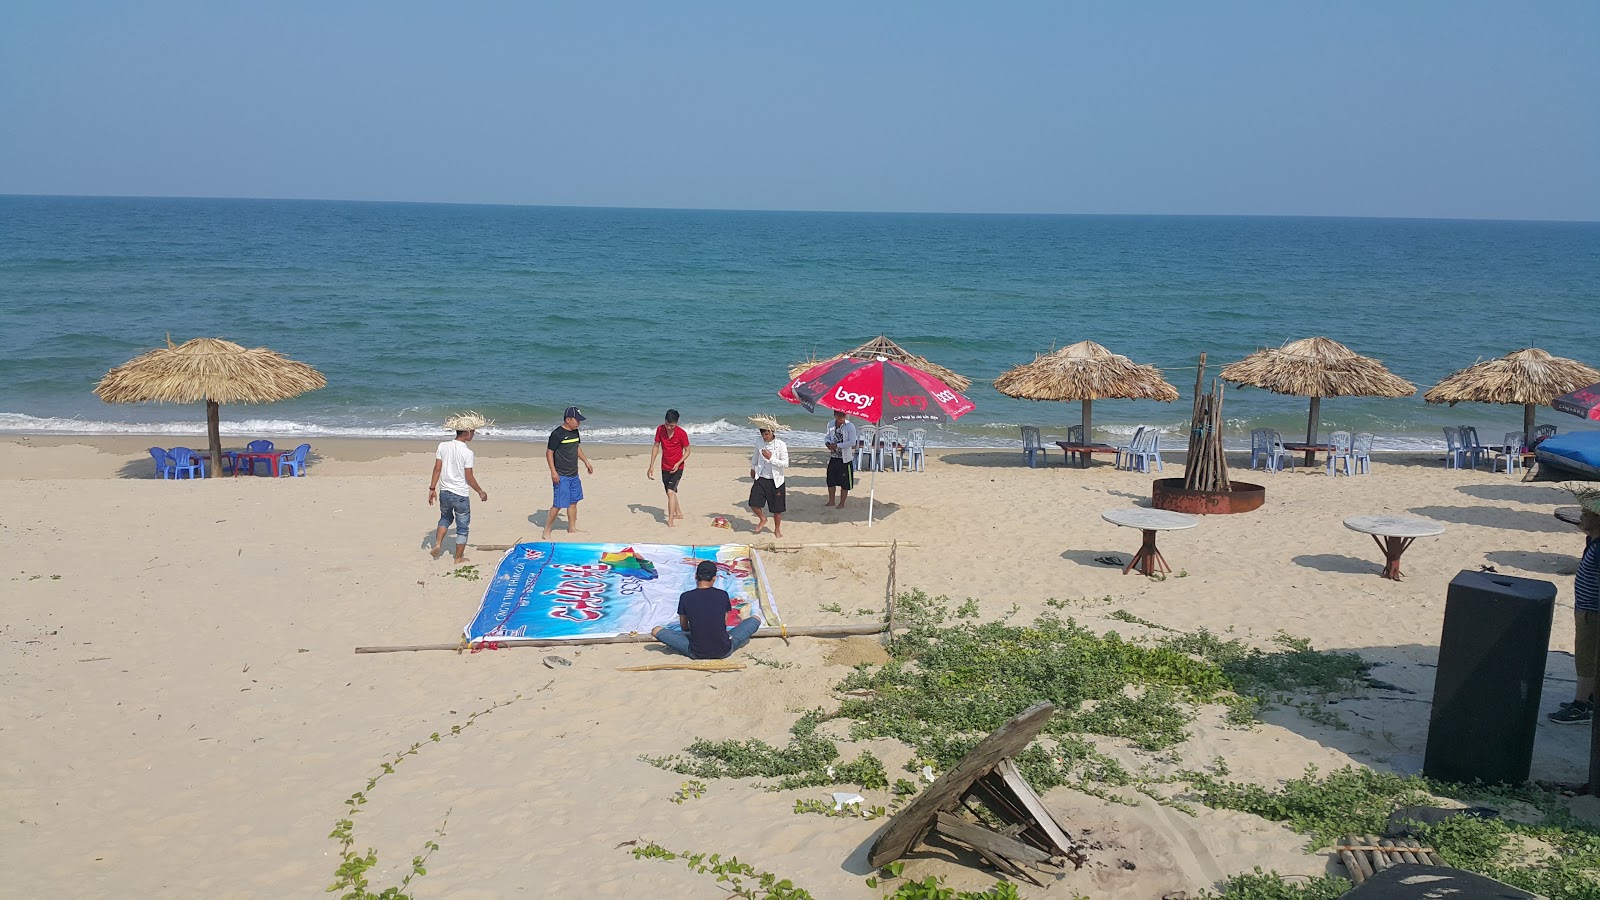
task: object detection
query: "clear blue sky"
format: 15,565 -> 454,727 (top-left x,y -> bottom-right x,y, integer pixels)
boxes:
2,1 -> 1596,219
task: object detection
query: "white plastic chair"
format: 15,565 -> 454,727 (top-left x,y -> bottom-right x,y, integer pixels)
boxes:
1250,428 -> 1294,473
1326,431 -> 1354,477
877,425 -> 902,472
1122,428 -> 1162,473
1459,426 -> 1488,469
1532,423 -> 1557,447
1442,427 -> 1466,469
905,428 -> 927,472
1491,431 -> 1526,475
1116,426 -> 1148,471
1020,426 -> 1047,468
1351,432 -> 1375,475
856,425 -> 878,471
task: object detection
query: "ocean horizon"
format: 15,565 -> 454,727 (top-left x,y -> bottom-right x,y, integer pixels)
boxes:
3,194 -> 1597,452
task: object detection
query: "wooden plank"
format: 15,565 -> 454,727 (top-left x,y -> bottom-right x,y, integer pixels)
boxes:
993,758 -> 1075,855
934,812 -> 1054,865
868,702 -> 1057,868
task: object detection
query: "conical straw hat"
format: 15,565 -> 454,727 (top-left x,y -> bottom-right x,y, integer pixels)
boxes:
747,414 -> 790,433
443,411 -> 494,431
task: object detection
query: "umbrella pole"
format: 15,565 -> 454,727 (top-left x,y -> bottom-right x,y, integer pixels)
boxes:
1304,396 -> 1321,466
206,399 -> 222,477
867,465 -> 877,527
1082,399 -> 1093,443
1524,403 -> 1536,441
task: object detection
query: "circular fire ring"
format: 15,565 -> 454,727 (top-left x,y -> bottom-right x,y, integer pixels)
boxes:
1151,477 -> 1264,515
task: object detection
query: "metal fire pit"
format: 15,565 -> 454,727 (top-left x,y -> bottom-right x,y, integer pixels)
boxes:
1151,478 -> 1264,515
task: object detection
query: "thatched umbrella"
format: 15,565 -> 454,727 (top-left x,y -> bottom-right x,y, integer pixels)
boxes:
993,340 -> 1179,439
94,337 -> 327,474
1221,337 -> 1415,464
1423,347 -> 1600,439
788,335 -> 971,393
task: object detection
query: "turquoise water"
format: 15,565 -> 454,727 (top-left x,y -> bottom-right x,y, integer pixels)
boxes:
2,195 -> 1596,449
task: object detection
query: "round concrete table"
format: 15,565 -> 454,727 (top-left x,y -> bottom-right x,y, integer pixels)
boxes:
1102,508 -> 1198,577
1343,515 -> 1445,581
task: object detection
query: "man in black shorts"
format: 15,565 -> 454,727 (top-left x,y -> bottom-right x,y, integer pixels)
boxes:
823,408 -> 858,508
647,409 -> 691,526
747,415 -> 790,538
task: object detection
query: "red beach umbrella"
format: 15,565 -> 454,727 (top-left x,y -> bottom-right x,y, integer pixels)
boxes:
779,355 -> 975,526
1552,382 -> 1600,421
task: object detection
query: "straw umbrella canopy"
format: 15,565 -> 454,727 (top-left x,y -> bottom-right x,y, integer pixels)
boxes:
788,335 -> 971,393
993,340 -> 1179,439
1220,337 -> 1415,463
94,337 -> 327,473
1423,347 -> 1600,439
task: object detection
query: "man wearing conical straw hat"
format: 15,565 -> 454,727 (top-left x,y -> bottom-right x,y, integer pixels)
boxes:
748,415 -> 790,538
429,413 -> 491,563
1549,487 -> 1600,724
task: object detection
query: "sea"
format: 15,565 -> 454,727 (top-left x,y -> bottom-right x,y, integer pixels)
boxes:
2,195 -> 1596,451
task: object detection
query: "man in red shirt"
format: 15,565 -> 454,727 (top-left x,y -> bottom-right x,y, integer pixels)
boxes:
647,408 -> 692,527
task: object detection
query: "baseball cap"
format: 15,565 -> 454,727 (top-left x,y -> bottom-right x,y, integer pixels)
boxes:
563,406 -> 586,421
695,560 -> 719,581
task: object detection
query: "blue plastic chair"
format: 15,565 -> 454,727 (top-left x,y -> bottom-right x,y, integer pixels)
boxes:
1442,427 -> 1466,469
1351,432 -> 1375,475
1326,431 -> 1355,477
149,447 -> 175,479
1250,428 -> 1295,473
277,443 -> 312,476
1125,428 -> 1163,473
169,447 -> 205,479
1020,426 -> 1047,468
240,439 -> 279,476
1116,426 -> 1147,471
1459,426 -> 1488,469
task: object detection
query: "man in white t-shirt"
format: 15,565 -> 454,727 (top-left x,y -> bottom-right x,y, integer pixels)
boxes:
429,412 -> 491,563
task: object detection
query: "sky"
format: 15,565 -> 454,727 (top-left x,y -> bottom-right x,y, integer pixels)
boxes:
1,1 -> 1597,220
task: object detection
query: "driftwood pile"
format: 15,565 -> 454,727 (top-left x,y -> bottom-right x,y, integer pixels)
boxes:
1181,352 -> 1231,493
1335,834 -> 1446,884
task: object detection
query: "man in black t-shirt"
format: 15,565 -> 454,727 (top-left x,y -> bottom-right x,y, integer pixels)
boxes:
542,406 -> 595,539
651,560 -> 762,659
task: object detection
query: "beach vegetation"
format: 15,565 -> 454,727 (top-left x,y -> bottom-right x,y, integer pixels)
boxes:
1197,868 -> 1349,899
443,564 -> 480,581
1187,765 -> 1600,900
628,841 -> 814,899
642,708 -> 888,791
325,695 -> 523,899
669,779 -> 706,804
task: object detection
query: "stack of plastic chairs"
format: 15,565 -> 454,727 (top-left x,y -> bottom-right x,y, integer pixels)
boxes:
1020,426 -> 1047,468
856,426 -> 878,471
1326,431 -> 1355,477
1459,427 -> 1489,469
1121,428 -> 1163,473
1351,432 -> 1375,474
877,425 -> 902,472
1116,427 -> 1148,471
1442,427 -> 1466,469
905,428 -> 927,472
278,443 -> 312,476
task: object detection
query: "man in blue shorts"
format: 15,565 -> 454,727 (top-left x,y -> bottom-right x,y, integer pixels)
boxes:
650,560 -> 762,659
543,406 -> 595,539
428,412 -> 490,563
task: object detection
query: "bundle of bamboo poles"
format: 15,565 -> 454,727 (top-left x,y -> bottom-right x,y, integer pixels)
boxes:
1182,352 -> 1231,493
1336,834 -> 1447,883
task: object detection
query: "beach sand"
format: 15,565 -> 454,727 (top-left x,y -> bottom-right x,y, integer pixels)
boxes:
2,435 -> 1594,897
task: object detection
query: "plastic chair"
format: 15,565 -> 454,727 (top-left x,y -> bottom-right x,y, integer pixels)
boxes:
149,447 -> 175,479
1249,429 -> 1272,470
1491,432 -> 1526,475
278,443 -> 312,476
1020,426 -> 1047,468
1442,427 -> 1466,469
1531,423 -> 1557,448
168,447 -> 205,479
1264,429 -> 1295,472
1123,428 -> 1162,473
877,425 -> 902,472
1116,426 -> 1147,471
905,429 -> 927,472
1326,431 -> 1354,477
1459,426 -> 1488,469
1062,425 -> 1085,467
247,439 -> 275,452
1351,432 -> 1375,475
856,425 -> 878,471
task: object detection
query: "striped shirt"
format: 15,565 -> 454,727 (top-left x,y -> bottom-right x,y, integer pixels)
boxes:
1578,536 -> 1600,613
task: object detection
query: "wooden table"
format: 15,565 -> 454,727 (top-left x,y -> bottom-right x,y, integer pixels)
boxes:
1101,508 -> 1198,576
1284,442 -> 1333,467
1056,441 -> 1119,468
234,450 -> 287,477
1344,514 -> 1444,581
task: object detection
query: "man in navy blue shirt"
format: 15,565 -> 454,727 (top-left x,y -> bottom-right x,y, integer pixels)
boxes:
1550,507 -> 1600,724
650,560 -> 762,659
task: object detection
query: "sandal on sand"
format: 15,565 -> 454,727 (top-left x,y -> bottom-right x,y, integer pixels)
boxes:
1094,556 -> 1125,567
543,655 -> 572,669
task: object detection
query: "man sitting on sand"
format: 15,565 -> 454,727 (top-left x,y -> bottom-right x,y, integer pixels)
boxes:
543,406 -> 595,539
650,560 -> 762,659
747,414 -> 790,538
647,408 -> 691,526
1549,502 -> 1600,724
429,412 -> 490,563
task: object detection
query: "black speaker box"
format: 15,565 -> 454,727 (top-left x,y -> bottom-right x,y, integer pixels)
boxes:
1423,570 -> 1555,785
1344,864 -> 1537,899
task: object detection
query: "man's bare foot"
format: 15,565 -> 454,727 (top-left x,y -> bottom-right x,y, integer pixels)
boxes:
430,547 -> 444,560
541,530 -> 553,540
773,529 -> 783,538
454,557 -> 471,564
823,500 -> 835,508
665,520 -> 675,527
569,528 -> 588,535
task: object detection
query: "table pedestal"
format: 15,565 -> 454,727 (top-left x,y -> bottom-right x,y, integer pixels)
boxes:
1124,529 -> 1171,577
1370,534 -> 1416,581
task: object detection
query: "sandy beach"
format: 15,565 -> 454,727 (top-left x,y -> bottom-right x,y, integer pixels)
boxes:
3,434 -> 1595,898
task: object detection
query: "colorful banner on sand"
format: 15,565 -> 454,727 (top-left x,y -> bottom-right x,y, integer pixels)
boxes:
463,542 -> 759,642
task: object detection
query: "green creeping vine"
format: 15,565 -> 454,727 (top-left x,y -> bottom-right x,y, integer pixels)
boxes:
629,841 -> 814,899
641,708 -> 888,791
326,695 -> 523,899
1188,765 -> 1600,900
